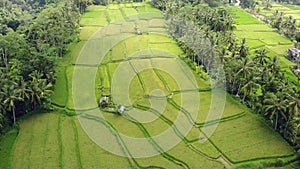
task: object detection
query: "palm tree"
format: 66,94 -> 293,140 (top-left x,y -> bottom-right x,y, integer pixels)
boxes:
218,47 -> 231,63
235,58 -> 255,80
264,93 -> 287,130
3,86 -> 23,124
237,38 -> 249,58
267,56 -> 280,76
286,92 -> 300,117
18,78 -> 30,101
233,58 -> 255,97
38,79 -> 53,101
28,71 -> 53,109
241,78 -> 261,103
272,10 -> 283,29
254,49 -> 270,66
263,0 -> 272,10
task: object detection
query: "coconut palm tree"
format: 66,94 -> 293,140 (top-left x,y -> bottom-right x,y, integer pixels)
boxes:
28,71 -> 53,109
3,86 -> 23,124
267,56 -> 280,76
237,38 -> 249,58
235,58 -> 255,80
18,78 -> 30,101
241,78 -> 261,103
263,0 -> 272,10
264,93 -> 287,130
286,92 -> 300,117
254,49 -> 270,66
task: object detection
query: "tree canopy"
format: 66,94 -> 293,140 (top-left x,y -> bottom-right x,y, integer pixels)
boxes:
0,0 -> 80,132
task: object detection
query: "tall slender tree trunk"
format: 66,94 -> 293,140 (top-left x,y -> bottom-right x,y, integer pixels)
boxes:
242,92 -> 247,103
275,113 -> 278,130
1,49 -> 8,69
236,84 -> 241,96
13,106 -> 16,124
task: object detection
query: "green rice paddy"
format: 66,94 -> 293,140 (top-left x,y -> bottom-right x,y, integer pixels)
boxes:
4,3 -> 296,169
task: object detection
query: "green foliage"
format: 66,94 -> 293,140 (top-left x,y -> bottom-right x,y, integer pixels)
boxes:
27,3 -> 80,57
240,0 -> 257,9
0,0 -> 81,133
295,32 -> 300,42
207,0 -> 222,7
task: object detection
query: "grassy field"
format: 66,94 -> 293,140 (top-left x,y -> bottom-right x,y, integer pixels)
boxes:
1,2 -> 296,169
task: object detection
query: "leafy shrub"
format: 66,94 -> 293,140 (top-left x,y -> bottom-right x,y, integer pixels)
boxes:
208,0 -> 220,7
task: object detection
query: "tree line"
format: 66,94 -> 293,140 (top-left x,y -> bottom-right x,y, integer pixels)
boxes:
152,0 -> 300,160
0,0 -> 81,133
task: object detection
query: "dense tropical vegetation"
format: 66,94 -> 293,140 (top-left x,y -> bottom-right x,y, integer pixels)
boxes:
0,0 -> 81,133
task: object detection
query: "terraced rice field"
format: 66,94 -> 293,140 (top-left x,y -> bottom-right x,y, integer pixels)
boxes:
10,3 -> 296,169
230,6 -> 299,84
257,2 -> 300,24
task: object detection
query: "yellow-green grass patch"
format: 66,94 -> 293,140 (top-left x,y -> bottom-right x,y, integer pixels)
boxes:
122,7 -> 138,16
235,24 -> 274,32
62,41 -> 86,65
104,23 -> 121,35
132,60 -> 169,95
124,35 -> 149,55
167,142 -> 224,168
142,115 -> 174,136
74,119 -> 131,168
149,19 -> 166,28
149,43 -> 184,56
148,33 -> 173,44
66,66 -> 75,110
80,17 -> 108,27
246,39 -> 266,49
191,140 -> 221,159
61,115 -> 81,169
234,31 -> 291,45
87,5 -> 106,12
121,22 -> 136,33
151,58 -> 198,90
108,4 -> 120,10
230,7 -> 262,24
266,44 -> 292,55
136,154 -> 182,169
81,11 -> 104,18
156,69 -> 181,92
101,48 -> 112,64
101,65 -> 111,89
13,113 -> 60,169
80,26 -> 102,41
172,92 -> 245,124
191,71 -> 211,89
102,112 -> 146,138
129,76 -> 145,105
208,113 -> 294,162
0,128 -> 18,169
52,66 -> 67,107
108,9 -> 124,22
111,42 -> 127,61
